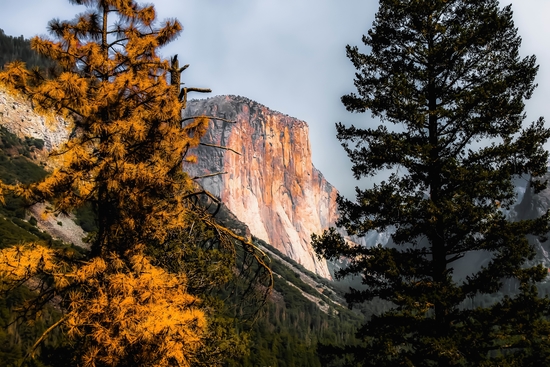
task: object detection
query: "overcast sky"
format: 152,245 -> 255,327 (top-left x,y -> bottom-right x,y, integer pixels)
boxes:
0,0 -> 549,199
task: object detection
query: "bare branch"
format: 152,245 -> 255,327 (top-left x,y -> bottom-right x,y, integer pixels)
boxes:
24,314 -> 68,361
182,189 -> 221,203
186,87 -> 212,93
192,172 -> 228,180
179,86 -> 213,107
199,143 -> 241,155
180,116 -> 236,124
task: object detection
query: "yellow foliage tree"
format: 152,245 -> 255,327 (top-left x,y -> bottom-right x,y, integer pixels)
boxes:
0,0 -> 271,365
1,0 -> 207,258
0,243 -> 206,367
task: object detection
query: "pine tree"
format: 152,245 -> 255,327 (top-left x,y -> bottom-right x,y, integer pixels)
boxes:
0,0 -> 209,259
313,1 -> 550,365
0,0 -> 271,365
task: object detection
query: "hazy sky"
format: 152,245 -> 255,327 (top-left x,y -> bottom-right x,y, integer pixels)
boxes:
0,0 -> 549,199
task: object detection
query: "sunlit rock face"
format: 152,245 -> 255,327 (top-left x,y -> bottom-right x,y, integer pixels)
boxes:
183,95 -> 338,279
0,88 -> 69,151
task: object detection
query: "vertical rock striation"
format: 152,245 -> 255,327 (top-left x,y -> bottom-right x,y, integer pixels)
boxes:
183,95 -> 338,278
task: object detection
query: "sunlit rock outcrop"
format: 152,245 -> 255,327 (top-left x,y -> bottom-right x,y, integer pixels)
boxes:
0,88 -> 69,151
183,95 -> 338,278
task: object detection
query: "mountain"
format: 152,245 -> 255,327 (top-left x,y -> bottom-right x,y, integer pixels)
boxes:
182,95 -> 338,279
2,79 -> 550,365
1,88 -> 340,279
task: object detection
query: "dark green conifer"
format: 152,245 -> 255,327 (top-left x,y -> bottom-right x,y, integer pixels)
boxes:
313,1 -> 550,365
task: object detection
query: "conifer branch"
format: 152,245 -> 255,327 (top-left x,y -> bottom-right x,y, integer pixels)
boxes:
107,38 -> 129,48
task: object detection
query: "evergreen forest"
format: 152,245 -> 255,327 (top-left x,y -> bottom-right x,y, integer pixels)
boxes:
0,29 -> 57,77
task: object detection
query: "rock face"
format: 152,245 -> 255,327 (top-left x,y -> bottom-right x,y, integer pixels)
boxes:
183,95 -> 338,279
510,174 -> 550,268
0,88 -> 69,151
0,87 -> 340,278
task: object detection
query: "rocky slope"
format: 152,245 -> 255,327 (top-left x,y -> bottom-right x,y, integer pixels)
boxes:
510,174 -> 550,268
0,88 -> 69,152
183,95 -> 338,279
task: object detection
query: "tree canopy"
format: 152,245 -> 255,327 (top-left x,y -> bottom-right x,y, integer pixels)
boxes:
313,0 -> 550,365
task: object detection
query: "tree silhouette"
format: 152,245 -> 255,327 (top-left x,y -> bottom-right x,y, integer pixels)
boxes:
313,1 -> 550,365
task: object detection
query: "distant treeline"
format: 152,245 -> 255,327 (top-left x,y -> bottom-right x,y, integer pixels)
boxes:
0,29 -> 57,76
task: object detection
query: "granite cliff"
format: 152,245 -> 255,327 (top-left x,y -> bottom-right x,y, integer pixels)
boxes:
0,87 -> 340,279
3,85 -> 550,282
183,95 -> 338,279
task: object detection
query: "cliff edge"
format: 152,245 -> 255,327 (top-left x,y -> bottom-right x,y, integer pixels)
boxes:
183,95 -> 338,279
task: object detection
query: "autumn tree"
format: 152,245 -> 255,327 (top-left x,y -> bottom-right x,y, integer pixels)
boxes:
0,0 -> 271,365
1,0 -> 210,259
313,0 -> 550,365
0,243 -> 208,367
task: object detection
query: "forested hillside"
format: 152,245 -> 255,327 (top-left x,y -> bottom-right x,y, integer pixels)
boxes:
0,124 -> 365,366
0,126 -> 83,367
